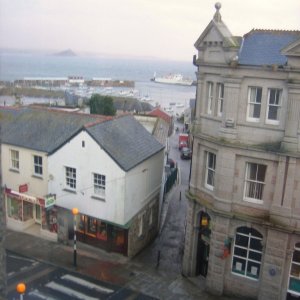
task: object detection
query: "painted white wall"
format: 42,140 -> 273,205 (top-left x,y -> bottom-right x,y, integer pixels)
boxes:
1,144 -> 48,198
124,150 -> 164,223
48,130 -> 126,225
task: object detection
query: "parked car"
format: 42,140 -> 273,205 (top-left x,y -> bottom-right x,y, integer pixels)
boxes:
180,147 -> 192,160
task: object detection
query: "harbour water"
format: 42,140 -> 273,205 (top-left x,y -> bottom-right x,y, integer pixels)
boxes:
0,52 -> 196,114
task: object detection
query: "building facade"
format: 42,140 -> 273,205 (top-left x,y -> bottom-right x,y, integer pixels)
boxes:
182,3 -> 300,299
1,107 -> 165,256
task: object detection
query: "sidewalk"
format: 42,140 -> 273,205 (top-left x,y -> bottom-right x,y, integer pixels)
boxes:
4,184 -> 233,300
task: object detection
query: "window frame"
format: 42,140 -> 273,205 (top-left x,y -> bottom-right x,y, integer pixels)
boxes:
231,227 -> 263,281
205,151 -> 216,191
65,166 -> 76,190
243,162 -> 266,204
93,173 -> 106,198
207,82 -> 213,115
246,86 -> 262,122
266,88 -> 282,125
33,155 -> 43,176
10,149 -> 19,171
288,242 -> 300,296
217,83 -> 224,117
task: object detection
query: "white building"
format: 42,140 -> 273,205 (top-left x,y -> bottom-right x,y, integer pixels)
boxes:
1,107 -> 164,256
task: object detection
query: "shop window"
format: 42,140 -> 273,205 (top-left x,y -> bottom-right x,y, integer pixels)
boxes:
33,155 -> 43,176
78,215 -> 85,233
232,226 -> 263,280
113,227 -> 125,247
10,149 -> 19,171
288,242 -> 300,296
97,221 -> 108,241
87,217 -> 97,236
7,197 -> 22,220
65,166 -> 76,190
23,201 -> 33,221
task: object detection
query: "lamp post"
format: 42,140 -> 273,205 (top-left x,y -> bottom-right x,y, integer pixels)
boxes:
72,207 -> 79,267
16,282 -> 26,300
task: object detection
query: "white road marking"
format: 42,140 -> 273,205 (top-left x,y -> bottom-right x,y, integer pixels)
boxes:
61,274 -> 114,294
45,281 -> 99,300
28,289 -> 58,300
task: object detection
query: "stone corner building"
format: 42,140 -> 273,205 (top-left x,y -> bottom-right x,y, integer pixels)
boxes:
182,3 -> 300,300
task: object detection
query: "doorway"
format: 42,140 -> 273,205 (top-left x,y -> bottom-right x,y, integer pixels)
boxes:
195,211 -> 211,277
34,204 -> 41,224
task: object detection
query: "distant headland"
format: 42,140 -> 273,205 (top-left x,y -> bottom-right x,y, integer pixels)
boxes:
53,49 -> 77,57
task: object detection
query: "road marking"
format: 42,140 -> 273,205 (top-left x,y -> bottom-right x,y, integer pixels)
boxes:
45,281 -> 99,300
8,254 -> 36,263
8,266 -> 55,292
61,274 -> 114,294
28,289 -> 58,300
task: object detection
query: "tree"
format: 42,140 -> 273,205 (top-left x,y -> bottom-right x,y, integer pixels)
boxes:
89,94 -> 116,116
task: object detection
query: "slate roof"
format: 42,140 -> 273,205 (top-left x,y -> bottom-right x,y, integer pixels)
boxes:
0,107 -> 107,153
238,29 -> 300,66
86,115 -> 164,171
0,107 -> 164,171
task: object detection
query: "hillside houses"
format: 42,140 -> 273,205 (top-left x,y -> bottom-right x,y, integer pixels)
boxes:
0,107 -> 165,256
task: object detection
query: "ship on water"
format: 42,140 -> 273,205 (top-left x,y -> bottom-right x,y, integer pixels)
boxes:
151,72 -> 194,86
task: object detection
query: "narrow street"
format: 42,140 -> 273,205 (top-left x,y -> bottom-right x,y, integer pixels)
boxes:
130,122 -> 191,274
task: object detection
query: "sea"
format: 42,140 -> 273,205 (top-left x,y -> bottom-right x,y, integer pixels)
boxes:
0,52 -> 197,115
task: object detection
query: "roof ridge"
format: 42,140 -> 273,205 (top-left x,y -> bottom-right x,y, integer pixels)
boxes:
84,117 -> 113,128
245,29 -> 300,37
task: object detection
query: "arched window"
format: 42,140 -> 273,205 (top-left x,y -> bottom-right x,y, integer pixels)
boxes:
232,227 -> 263,280
288,242 -> 300,296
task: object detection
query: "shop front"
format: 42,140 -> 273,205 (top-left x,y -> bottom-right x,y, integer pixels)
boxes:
5,188 -> 58,240
75,214 -> 128,255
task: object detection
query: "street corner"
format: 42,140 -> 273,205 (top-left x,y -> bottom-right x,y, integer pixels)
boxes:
78,259 -> 130,286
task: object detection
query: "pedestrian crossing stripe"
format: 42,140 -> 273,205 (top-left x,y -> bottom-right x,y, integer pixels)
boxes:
61,274 -> 114,294
45,281 -> 99,300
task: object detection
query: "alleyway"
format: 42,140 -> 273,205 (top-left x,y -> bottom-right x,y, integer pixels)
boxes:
130,123 -> 190,274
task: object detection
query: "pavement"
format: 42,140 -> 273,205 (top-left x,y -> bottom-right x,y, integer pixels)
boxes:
4,182 -> 237,300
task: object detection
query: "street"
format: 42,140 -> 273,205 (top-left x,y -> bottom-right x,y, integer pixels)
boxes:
7,251 -> 156,300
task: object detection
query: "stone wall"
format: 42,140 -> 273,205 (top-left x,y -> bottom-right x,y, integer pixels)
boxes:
0,187 -> 7,298
127,197 -> 159,257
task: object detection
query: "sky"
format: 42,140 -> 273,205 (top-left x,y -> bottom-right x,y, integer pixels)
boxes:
0,0 -> 299,61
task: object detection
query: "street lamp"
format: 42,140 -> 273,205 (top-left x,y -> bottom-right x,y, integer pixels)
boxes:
16,282 -> 26,300
72,207 -> 79,267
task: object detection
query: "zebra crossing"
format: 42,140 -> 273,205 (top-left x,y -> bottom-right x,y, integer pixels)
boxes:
7,252 -> 156,300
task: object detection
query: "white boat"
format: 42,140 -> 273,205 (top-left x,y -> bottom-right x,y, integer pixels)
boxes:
176,103 -> 184,108
151,73 -> 193,86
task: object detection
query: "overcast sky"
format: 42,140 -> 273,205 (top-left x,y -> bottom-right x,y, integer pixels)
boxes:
0,0 -> 299,61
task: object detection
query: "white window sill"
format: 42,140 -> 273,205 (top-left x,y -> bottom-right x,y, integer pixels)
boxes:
243,197 -> 263,204
91,195 -> 105,202
9,168 -> 20,173
63,188 -> 77,194
32,174 -> 43,180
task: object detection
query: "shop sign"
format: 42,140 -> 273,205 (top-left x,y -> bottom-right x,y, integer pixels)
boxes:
45,195 -> 56,208
19,184 -> 28,193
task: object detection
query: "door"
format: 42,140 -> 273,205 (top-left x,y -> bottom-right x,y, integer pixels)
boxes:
34,204 -> 41,224
196,239 -> 210,277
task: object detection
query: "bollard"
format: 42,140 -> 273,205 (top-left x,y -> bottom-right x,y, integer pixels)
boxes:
156,250 -> 161,268
179,191 -> 181,201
